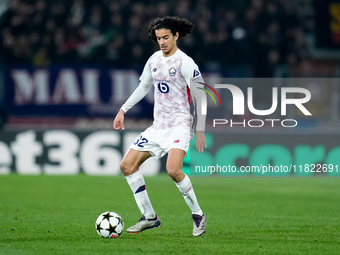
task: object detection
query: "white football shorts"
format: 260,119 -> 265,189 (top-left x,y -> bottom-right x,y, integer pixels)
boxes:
130,126 -> 191,159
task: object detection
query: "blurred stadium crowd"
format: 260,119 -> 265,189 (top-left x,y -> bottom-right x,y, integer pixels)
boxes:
0,0 -> 309,77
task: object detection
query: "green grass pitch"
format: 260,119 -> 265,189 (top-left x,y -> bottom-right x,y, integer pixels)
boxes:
0,174 -> 339,255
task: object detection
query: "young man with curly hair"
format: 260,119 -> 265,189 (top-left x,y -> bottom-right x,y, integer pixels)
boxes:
113,16 -> 207,236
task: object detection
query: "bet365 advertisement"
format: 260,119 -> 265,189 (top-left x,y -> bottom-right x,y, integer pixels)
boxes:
0,130 -> 161,176
1,129 -> 340,176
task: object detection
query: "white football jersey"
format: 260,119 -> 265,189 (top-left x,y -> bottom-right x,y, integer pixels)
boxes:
140,49 -> 203,130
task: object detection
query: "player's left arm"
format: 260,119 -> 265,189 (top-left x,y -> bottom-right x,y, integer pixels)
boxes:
182,58 -> 207,153
191,82 -> 207,153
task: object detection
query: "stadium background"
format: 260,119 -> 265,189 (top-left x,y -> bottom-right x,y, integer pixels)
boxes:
0,0 -> 340,175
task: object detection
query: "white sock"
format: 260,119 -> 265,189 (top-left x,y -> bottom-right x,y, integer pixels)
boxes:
125,170 -> 156,219
176,174 -> 203,216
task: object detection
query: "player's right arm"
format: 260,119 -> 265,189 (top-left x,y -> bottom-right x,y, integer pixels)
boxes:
112,81 -> 153,130
113,59 -> 154,130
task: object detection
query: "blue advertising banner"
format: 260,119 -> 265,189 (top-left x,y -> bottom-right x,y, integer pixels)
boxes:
4,65 -> 154,118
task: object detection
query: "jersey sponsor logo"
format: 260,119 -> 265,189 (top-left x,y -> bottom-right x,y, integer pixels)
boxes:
158,82 -> 169,93
193,69 -> 200,77
169,67 -> 177,76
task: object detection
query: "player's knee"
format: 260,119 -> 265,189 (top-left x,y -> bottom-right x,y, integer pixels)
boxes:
119,161 -> 127,173
166,166 -> 181,180
120,160 -> 134,176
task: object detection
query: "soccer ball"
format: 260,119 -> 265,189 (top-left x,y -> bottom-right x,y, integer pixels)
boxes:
95,211 -> 124,238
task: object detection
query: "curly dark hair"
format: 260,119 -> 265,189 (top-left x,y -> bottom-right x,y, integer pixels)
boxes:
148,16 -> 194,42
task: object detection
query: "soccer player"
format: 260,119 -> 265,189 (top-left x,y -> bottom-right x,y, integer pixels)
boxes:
113,16 -> 207,236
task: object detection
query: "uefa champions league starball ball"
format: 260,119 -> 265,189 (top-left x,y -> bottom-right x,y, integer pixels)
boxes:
95,211 -> 124,238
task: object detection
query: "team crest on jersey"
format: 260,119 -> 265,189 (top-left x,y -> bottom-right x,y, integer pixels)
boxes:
153,68 -> 157,72
169,67 -> 177,76
193,69 -> 200,77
